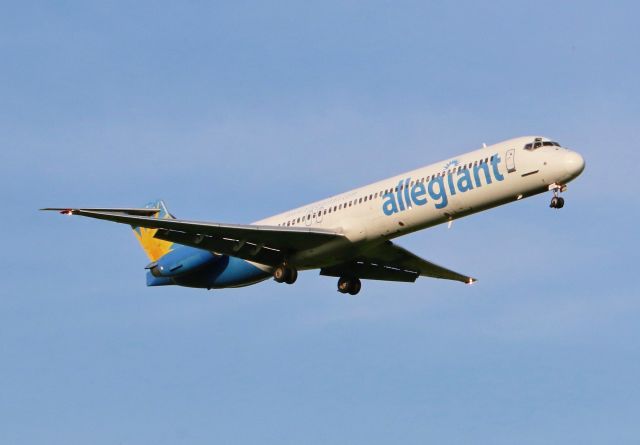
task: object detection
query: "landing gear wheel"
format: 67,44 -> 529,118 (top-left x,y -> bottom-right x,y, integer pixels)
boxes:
284,268 -> 298,284
273,265 -> 287,283
549,184 -> 567,209
348,278 -> 361,295
337,277 -> 361,295
337,277 -> 351,294
274,265 -> 297,284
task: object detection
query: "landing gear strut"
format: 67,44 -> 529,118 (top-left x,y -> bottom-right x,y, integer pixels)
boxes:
549,183 -> 566,209
273,264 -> 298,284
337,277 -> 361,295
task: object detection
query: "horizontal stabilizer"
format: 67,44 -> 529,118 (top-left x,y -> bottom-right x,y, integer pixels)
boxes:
41,208 -> 161,216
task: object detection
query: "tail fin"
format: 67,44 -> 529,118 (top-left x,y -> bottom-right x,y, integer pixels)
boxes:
132,199 -> 175,261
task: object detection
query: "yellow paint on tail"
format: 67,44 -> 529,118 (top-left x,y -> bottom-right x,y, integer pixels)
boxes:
132,200 -> 174,261
133,225 -> 173,261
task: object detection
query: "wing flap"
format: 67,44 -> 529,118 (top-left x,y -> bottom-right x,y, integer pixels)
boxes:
42,208 -> 345,261
365,241 -> 475,283
321,262 -> 419,282
153,229 -> 284,266
322,240 -> 476,284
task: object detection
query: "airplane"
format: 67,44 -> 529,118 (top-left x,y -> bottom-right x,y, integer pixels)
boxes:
43,136 -> 585,295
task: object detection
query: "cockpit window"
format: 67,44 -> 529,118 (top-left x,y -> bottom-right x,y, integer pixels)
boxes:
524,140 -> 561,150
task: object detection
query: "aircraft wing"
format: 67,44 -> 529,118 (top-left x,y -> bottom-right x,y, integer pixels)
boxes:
320,240 -> 476,284
42,208 -> 345,266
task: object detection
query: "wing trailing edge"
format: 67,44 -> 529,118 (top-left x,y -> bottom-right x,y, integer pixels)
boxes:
41,207 -> 345,266
321,240 -> 476,284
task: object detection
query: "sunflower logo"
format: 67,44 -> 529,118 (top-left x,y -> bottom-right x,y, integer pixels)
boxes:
133,201 -> 174,261
443,159 -> 460,171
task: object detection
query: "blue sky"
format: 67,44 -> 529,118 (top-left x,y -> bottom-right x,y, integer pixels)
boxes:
1,1 -> 639,443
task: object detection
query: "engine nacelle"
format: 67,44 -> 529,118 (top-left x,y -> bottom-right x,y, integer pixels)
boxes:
147,247 -> 220,278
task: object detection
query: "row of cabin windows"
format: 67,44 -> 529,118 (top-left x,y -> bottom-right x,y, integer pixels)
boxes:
278,155 -> 494,227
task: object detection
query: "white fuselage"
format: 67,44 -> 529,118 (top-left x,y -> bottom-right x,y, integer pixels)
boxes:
255,136 -> 585,269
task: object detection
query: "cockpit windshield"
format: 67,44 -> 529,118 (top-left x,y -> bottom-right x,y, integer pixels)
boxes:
524,139 -> 561,150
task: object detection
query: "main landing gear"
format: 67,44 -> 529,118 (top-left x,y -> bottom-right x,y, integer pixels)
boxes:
273,264 -> 298,284
549,183 -> 566,209
337,277 -> 361,295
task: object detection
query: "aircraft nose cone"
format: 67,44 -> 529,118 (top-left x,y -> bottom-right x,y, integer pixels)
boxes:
564,151 -> 585,178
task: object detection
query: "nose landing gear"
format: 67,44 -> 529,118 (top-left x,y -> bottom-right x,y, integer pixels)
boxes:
273,264 -> 298,284
550,196 -> 564,209
337,277 -> 361,295
549,183 -> 566,209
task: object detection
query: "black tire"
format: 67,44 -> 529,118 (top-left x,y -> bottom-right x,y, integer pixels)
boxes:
285,268 -> 298,284
550,196 -> 558,208
348,278 -> 361,295
556,197 -> 565,209
337,277 -> 350,294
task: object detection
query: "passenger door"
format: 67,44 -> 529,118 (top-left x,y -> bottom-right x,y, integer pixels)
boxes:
506,149 -> 516,173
